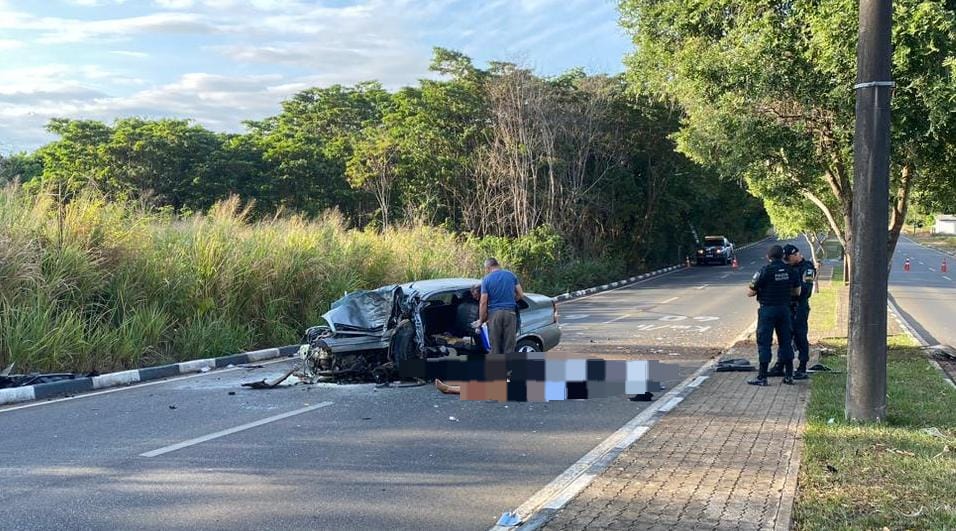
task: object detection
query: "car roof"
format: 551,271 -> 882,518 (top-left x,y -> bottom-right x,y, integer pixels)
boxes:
398,278 -> 481,295
704,235 -> 727,239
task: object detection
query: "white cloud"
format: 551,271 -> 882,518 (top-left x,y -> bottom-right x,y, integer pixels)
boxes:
154,0 -> 194,8
110,50 -> 150,58
0,0 -> 630,152
0,39 -> 23,50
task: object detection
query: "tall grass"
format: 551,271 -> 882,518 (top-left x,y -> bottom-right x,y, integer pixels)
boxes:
1,185 -> 659,373
0,186 -> 479,373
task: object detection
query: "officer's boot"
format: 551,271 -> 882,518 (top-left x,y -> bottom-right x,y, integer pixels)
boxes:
766,362 -> 785,378
782,360 -> 794,385
794,360 -> 809,380
747,362 -> 770,387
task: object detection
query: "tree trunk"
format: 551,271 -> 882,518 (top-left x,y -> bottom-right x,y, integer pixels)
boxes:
887,162 -> 914,267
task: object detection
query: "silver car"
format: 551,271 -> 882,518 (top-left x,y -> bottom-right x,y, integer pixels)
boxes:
300,278 -> 561,382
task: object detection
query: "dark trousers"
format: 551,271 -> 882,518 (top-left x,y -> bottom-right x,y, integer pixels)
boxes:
488,310 -> 517,355
772,303 -> 810,368
757,305 -> 793,365
792,303 -> 810,365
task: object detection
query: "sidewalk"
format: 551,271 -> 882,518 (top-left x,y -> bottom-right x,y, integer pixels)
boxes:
539,344 -> 810,531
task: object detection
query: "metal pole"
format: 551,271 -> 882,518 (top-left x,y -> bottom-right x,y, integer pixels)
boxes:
846,0 -> 893,422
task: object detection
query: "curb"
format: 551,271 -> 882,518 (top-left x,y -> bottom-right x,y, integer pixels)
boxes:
0,344 -> 302,407
887,298 -> 956,390
552,237 -> 772,303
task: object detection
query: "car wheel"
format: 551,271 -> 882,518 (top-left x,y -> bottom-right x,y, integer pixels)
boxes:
516,338 -> 541,353
390,321 -> 418,366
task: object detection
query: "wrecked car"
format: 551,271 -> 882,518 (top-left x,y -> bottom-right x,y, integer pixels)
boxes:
298,278 -> 561,383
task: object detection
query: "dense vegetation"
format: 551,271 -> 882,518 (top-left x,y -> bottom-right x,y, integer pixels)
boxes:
0,49 -> 768,372
619,0 -> 956,277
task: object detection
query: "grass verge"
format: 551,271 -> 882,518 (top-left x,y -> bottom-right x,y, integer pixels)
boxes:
794,279 -> 956,529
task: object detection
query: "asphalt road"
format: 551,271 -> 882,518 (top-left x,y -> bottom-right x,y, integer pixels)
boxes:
889,236 -> 956,349
0,238 -> 790,530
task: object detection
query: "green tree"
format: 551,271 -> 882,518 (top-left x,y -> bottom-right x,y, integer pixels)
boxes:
620,0 -> 956,278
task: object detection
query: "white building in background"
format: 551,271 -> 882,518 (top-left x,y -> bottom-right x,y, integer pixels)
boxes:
936,215 -> 956,235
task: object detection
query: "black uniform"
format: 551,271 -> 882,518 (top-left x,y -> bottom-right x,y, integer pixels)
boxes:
790,259 -> 816,368
749,259 -> 800,377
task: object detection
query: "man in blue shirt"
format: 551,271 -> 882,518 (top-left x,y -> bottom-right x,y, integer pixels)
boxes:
473,258 -> 524,354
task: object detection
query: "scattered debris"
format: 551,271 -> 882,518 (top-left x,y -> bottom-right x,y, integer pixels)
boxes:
239,364 -> 265,369
827,418 -> 835,424
933,445 -> 950,459
629,392 -> 654,402
902,506 -> 926,518
920,427 -> 947,439
448,416 -> 459,422
227,391 -> 236,396
826,464 -> 838,473
496,511 -> 522,527
169,405 -> 177,410
715,358 -> 756,372
242,366 -> 298,389
199,367 -> 211,373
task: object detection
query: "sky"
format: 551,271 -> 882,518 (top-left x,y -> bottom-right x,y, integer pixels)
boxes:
0,0 -> 631,154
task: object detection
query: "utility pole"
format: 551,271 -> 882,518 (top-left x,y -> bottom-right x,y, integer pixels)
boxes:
846,0 -> 893,422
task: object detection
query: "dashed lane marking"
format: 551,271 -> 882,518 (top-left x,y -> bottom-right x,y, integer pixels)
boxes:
601,314 -> 631,325
659,297 -> 679,304
695,284 -> 710,290
140,401 -> 333,457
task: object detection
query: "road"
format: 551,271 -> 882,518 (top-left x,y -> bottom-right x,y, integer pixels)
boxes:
0,239 -> 790,530
889,236 -> 956,350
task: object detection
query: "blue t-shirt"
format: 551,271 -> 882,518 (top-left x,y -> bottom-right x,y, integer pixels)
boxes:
481,269 -> 520,312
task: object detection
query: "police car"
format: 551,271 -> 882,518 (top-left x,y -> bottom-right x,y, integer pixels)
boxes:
696,235 -> 735,265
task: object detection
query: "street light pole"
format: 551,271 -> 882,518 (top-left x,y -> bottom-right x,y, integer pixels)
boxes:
846,0 -> 893,422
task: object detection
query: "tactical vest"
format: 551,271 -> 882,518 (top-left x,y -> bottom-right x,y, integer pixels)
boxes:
754,260 -> 794,306
794,259 -> 816,303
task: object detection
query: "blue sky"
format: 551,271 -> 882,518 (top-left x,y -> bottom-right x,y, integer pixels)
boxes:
0,0 -> 631,153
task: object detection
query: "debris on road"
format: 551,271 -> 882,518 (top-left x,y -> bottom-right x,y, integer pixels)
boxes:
0,363 -> 85,389
496,511 -> 522,527
715,358 -> 756,372
242,366 -> 298,389
448,416 -> 459,422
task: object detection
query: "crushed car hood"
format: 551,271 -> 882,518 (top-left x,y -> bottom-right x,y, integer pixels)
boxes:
323,285 -> 404,333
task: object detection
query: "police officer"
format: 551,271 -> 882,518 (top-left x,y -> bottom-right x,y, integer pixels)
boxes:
747,245 -> 801,386
784,244 -> 816,379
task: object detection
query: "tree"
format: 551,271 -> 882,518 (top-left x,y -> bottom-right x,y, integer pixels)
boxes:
619,0 -> 956,279
347,126 -> 400,229
0,152 -> 43,186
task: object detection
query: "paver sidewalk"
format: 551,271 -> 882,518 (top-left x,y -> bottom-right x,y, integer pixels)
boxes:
540,346 -> 810,531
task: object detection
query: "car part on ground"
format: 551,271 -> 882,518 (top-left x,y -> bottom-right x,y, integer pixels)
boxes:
0,363 -> 90,389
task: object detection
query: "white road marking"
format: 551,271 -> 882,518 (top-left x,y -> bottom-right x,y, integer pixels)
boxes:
695,284 -> 709,290
919,261 -> 925,265
720,273 -> 731,279
563,314 -> 591,320
659,297 -> 679,304
140,401 -> 333,457
749,260 -> 756,264
945,276 -> 953,281
0,357 -> 293,414
929,267 -> 937,272
601,314 -> 631,325
659,315 -> 688,322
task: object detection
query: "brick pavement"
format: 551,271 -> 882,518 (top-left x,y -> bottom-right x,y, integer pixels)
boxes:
539,346 -> 809,531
